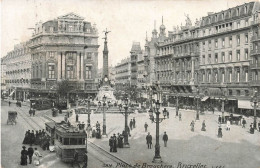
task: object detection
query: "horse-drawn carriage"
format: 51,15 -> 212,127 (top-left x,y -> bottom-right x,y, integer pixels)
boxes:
224,114 -> 243,125
7,111 -> 18,125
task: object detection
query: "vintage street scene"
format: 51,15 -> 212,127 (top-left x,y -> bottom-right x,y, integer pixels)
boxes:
1,0 -> 260,168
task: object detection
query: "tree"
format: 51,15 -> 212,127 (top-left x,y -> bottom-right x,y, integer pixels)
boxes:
57,80 -> 74,109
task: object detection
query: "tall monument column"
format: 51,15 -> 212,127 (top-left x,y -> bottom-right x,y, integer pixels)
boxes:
103,28 -> 110,79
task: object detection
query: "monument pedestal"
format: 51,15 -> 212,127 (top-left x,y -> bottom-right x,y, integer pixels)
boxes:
95,85 -> 116,103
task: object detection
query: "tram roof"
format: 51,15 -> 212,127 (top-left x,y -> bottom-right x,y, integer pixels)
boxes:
55,121 -> 87,137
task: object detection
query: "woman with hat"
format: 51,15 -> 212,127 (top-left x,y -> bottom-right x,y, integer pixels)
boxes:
20,146 -> 28,165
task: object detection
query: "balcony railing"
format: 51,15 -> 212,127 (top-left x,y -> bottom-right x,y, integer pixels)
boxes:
251,49 -> 260,56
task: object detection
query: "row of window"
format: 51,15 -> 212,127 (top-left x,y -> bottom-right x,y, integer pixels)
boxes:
202,34 -> 248,51
201,49 -> 248,64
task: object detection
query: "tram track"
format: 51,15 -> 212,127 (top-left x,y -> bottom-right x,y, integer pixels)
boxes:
14,105 -> 132,167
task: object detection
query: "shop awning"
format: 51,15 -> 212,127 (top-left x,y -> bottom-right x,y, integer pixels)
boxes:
238,100 -> 254,109
9,90 -> 15,97
201,96 -> 209,101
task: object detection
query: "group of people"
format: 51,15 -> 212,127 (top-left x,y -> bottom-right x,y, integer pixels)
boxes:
109,133 -> 124,152
22,129 -> 50,151
129,117 -> 136,130
20,145 -> 42,166
29,108 -> 36,117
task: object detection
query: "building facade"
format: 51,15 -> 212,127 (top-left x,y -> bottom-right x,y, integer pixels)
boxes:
2,13 -> 99,100
4,42 -> 32,100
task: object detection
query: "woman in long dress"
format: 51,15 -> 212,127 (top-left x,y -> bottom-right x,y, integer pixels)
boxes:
32,148 -> 42,166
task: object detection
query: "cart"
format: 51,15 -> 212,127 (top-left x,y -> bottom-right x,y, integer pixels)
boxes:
7,111 -> 18,125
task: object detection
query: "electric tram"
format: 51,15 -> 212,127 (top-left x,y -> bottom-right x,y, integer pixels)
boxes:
45,121 -> 87,162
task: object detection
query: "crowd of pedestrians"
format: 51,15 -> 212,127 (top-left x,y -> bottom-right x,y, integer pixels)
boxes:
22,129 -> 50,150
109,133 -> 124,152
20,145 -> 42,166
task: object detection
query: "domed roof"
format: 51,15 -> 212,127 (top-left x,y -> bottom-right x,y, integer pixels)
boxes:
160,24 -> 166,30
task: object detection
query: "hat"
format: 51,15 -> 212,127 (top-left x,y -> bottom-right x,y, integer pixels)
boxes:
22,146 -> 26,149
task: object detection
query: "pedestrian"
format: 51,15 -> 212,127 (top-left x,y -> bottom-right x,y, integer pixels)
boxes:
76,114 -> 79,122
242,118 -> 246,128
162,132 -> 168,147
130,119 -> 133,130
96,121 -> 100,130
30,130 -> 35,145
27,144 -> 34,164
32,109 -> 35,116
133,117 -> 136,128
86,125 -> 92,138
144,122 -> 148,132
9,101 -> 11,106
179,112 -> 182,121
71,150 -> 80,167
258,122 -> 260,132
226,118 -> 231,131
32,147 -> 42,166
20,146 -> 28,166
113,134 -> 117,152
146,132 -> 152,149
250,124 -> 254,134
212,107 -> 214,114
201,120 -> 206,131
218,115 -> 222,124
82,151 -> 88,168
190,120 -> 195,132
218,126 -> 223,138
29,109 -> 32,117
126,126 -> 131,137
167,110 -> 169,119
109,136 -> 113,152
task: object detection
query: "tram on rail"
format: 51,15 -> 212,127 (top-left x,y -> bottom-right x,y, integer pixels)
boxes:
45,121 -> 87,162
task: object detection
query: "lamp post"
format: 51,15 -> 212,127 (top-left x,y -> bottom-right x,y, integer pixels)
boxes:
148,82 -> 168,163
196,88 -> 200,120
98,95 -> 108,136
119,95 -> 130,148
87,96 -> 92,127
220,87 -> 227,123
251,90 -> 259,129
175,93 -> 179,116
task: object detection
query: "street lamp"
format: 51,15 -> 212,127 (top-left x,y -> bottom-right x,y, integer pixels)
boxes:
87,96 -> 92,127
196,88 -> 200,120
219,87 -> 227,123
175,93 -> 179,116
118,95 -> 131,148
148,82 -> 168,163
149,99 -> 167,163
251,90 -> 259,129
98,95 -> 108,137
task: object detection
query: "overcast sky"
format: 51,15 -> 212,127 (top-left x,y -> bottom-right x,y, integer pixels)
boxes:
1,0 -> 252,68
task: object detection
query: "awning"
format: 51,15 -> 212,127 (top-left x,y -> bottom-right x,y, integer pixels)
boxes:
201,96 -> 209,101
9,90 -> 15,97
238,100 -> 254,109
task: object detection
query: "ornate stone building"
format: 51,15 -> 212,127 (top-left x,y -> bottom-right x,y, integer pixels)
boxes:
29,13 -> 99,97
155,17 -> 201,104
114,57 -> 131,90
2,13 -> 99,100
4,42 -> 31,100
199,2 -> 259,112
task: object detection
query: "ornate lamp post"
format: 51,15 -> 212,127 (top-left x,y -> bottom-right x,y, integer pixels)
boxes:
148,82 -> 168,163
87,96 -> 92,127
175,93 -> 179,116
119,95 -> 131,148
219,87 -> 227,123
251,90 -> 259,129
196,88 -> 200,120
98,95 -> 108,136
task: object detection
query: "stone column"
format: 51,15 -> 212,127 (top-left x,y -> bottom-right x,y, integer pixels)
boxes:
77,52 -> 80,80
58,52 -> 61,80
62,52 -> 66,79
191,57 -> 195,80
81,53 -> 84,80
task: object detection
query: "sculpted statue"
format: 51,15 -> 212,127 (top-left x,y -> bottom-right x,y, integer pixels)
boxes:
185,13 -> 192,27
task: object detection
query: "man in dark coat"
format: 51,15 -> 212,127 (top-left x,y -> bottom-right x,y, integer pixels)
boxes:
30,130 -> 35,145
218,115 -> 222,124
76,114 -> 79,122
129,119 -> 133,130
27,145 -> 34,164
9,101 -> 11,106
109,136 -> 113,152
242,118 -> 246,128
113,134 -> 117,152
146,132 -> 152,149
133,117 -> 136,128
162,132 -> 168,147
82,151 -> 88,168
144,122 -> 148,132
20,146 -> 28,165
218,126 -> 223,138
